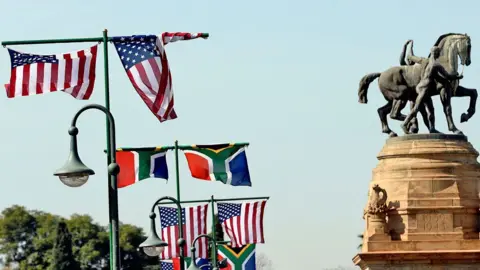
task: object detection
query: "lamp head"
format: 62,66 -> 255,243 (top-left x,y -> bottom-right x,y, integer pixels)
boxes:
53,126 -> 94,187
139,212 -> 168,257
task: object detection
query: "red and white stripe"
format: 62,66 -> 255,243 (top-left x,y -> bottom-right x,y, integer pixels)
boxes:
222,200 -> 267,248
161,32 -> 208,46
126,37 -> 176,122
160,204 -> 208,259
5,45 -> 98,99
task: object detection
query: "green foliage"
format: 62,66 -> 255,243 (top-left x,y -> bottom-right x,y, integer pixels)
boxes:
50,220 -> 80,270
0,205 -> 157,270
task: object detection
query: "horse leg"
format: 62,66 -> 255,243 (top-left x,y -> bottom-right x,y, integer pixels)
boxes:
378,101 -> 397,137
390,99 -> 407,121
407,101 -> 420,134
422,96 -> 439,133
440,86 -> 463,135
402,84 -> 428,134
454,85 -> 478,123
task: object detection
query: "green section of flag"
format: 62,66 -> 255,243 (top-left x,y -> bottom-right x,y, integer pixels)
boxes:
183,144 -> 245,182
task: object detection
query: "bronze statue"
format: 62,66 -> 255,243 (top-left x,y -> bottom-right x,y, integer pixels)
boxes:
358,33 -> 473,137
400,46 -> 463,134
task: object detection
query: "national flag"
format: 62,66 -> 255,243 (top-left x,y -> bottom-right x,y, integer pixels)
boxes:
111,32 -> 207,123
159,204 -> 208,259
161,32 -> 209,45
183,144 -> 251,186
160,258 -> 187,270
115,148 -> 168,188
217,244 -> 256,270
217,201 -> 267,248
5,45 -> 98,99
160,258 -> 211,270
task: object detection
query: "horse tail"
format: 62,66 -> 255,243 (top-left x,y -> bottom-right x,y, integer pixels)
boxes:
358,73 -> 381,104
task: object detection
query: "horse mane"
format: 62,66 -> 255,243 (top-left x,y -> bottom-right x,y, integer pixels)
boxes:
428,33 -> 464,57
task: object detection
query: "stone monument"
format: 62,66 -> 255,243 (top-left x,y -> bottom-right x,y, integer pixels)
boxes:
353,33 -> 480,269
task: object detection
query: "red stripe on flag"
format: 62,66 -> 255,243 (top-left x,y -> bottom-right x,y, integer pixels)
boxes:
83,45 -> 98,99
244,204 -> 251,244
36,63 -> 44,94
70,50 -> 86,97
251,203 -> 258,243
116,151 -> 136,188
63,54 -> 72,89
6,67 -> 17,98
259,200 -> 266,242
50,64 -> 58,91
184,153 -> 211,181
21,65 -> 30,96
152,53 -> 169,114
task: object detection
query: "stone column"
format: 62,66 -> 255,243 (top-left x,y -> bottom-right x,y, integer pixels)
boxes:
353,134 -> 480,269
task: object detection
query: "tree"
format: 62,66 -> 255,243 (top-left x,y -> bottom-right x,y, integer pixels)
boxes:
50,220 -> 80,270
0,205 -> 37,266
256,253 -> 273,270
0,205 -> 159,269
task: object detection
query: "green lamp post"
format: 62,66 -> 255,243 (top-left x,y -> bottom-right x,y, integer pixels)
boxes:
140,196 -> 186,270
187,234 -> 228,270
53,103 -> 121,269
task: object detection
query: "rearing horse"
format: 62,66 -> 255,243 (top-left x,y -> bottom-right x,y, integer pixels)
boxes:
399,33 -> 477,125
358,33 -> 473,137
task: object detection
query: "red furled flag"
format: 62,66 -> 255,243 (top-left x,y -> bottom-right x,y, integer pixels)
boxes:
159,204 -> 208,259
112,32 -> 208,122
5,45 -> 98,99
217,200 -> 267,248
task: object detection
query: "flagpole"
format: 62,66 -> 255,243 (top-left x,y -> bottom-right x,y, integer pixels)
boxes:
102,29 -> 121,270
210,195 -> 218,266
174,140 -> 186,270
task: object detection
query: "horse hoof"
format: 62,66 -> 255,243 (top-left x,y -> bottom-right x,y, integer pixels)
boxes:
454,130 -> 464,135
409,126 -> 419,134
460,113 -> 469,123
389,132 -> 398,138
400,124 -> 410,135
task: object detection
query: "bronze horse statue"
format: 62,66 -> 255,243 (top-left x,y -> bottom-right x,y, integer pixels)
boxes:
358,33 -> 475,137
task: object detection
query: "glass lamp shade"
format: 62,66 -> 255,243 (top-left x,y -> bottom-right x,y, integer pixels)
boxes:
54,147 -> 94,188
142,246 -> 161,257
58,173 -> 90,187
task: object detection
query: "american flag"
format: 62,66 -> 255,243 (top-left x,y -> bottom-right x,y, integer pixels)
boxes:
5,45 -> 98,99
160,258 -> 185,270
217,200 -> 267,248
159,204 -> 208,259
160,258 -> 210,270
112,32 -> 208,123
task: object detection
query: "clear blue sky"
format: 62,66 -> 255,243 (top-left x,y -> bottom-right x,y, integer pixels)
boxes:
1,0 -> 480,269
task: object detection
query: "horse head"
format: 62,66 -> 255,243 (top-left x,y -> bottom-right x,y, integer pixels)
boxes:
436,33 -> 472,67
455,33 -> 472,66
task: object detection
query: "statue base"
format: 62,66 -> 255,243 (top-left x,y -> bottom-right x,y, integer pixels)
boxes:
353,134 -> 480,269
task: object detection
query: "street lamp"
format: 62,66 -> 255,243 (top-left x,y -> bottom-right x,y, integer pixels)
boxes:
140,196 -> 186,270
187,234 -> 228,270
53,104 -> 121,270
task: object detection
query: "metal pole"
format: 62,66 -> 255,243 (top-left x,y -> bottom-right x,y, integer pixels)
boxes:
174,140 -> 186,270
210,195 -> 217,266
70,104 -> 120,269
156,196 -> 270,205
150,196 -> 185,270
102,29 -> 120,270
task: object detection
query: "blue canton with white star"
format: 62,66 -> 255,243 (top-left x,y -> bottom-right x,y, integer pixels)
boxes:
217,203 -> 242,223
8,49 -> 58,69
112,35 -> 160,70
159,206 -> 186,229
160,261 -> 173,270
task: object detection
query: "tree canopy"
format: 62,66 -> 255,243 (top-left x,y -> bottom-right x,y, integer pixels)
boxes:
0,205 -> 157,270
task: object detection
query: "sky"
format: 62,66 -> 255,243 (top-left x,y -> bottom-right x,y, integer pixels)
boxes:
1,0 -> 480,269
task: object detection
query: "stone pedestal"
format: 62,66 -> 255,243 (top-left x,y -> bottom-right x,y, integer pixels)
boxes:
353,134 -> 480,269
